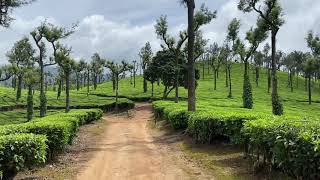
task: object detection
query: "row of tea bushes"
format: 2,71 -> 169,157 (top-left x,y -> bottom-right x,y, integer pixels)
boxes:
153,100 -> 320,179
0,109 -> 103,179
243,118 -> 320,179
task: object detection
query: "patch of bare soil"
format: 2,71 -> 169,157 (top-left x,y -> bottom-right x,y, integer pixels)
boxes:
76,103 -> 213,180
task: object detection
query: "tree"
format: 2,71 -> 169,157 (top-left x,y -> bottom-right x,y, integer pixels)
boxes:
239,0 -> 285,115
181,1 -> 216,111
90,53 -> 105,90
85,63 -> 91,96
155,3 -> 216,106
75,59 -> 86,91
253,51 -> 264,87
24,67 -> 39,121
56,68 -> 64,99
0,0 -> 34,27
263,43 -> 271,92
7,37 -> 35,101
32,22 -> 75,116
208,43 -> 222,91
304,57 -> 318,104
105,61 -> 131,111
0,65 -> 14,81
55,45 -> 75,113
235,19 -> 268,109
226,18 -> 241,97
139,42 -> 153,93
144,62 -> 159,97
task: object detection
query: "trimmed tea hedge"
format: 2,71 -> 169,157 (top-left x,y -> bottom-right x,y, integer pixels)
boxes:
0,134 -> 47,179
153,100 -> 320,178
0,109 -> 103,152
188,111 -> 265,144
242,118 -> 320,179
153,101 -> 191,129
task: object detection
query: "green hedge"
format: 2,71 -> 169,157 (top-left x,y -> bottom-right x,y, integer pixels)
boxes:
0,109 -> 103,152
0,134 -> 47,179
153,101 -> 191,129
242,118 -> 320,179
188,111 -> 264,144
153,100 -> 320,178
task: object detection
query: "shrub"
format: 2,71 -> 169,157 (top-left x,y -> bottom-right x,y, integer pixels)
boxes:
242,117 -> 320,179
0,134 -> 47,180
0,109 -> 103,153
188,111 -> 263,144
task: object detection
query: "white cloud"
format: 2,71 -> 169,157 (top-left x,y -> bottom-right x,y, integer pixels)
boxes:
67,15 -> 161,63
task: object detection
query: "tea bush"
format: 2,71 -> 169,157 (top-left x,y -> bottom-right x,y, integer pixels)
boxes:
0,134 -> 47,179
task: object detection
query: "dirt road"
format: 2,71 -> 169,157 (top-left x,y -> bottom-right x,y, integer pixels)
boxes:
77,103 -> 212,180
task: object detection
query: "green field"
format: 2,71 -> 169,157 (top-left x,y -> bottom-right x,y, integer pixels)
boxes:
88,63 -> 320,119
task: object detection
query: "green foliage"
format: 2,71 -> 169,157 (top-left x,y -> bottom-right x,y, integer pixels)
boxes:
0,133 -> 47,179
0,109 -> 102,152
243,118 -> 320,179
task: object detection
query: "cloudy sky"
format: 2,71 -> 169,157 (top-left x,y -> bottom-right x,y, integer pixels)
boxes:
0,0 -> 319,64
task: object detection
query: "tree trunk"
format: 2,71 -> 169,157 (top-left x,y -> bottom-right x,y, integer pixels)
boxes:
163,86 -> 168,99
225,67 -> 228,87
271,29 -> 283,115
27,84 -> 33,121
187,0 -> 196,112
12,76 -> 16,90
228,66 -> 232,98
133,70 -> 136,88
143,76 -> 148,93
57,79 -> 62,99
202,62 -> 205,80
93,75 -> 97,90
76,74 -> 80,91
175,52 -> 179,103
87,70 -> 90,96
151,82 -> 154,97
214,69 -> 217,90
115,75 -> 119,111
290,71 -> 293,92
39,62 -> 46,117
16,74 -> 22,101
308,75 -> 312,105
255,67 -> 259,87
268,68 -> 271,93
65,72 -> 70,113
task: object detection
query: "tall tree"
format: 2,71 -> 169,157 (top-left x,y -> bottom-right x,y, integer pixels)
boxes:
55,45 -> 75,113
208,43 -> 222,91
24,67 -> 38,121
155,3 -> 216,105
226,18 -> 241,97
75,59 -> 86,91
144,61 -> 159,97
235,19 -> 268,109
90,53 -> 105,90
239,0 -> 285,115
263,43 -> 271,92
139,42 -> 153,93
304,57 -> 318,105
182,2 -> 216,111
253,51 -> 264,87
30,24 -> 48,117
105,61 -> 131,111
7,37 -> 35,101
0,0 -> 34,27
